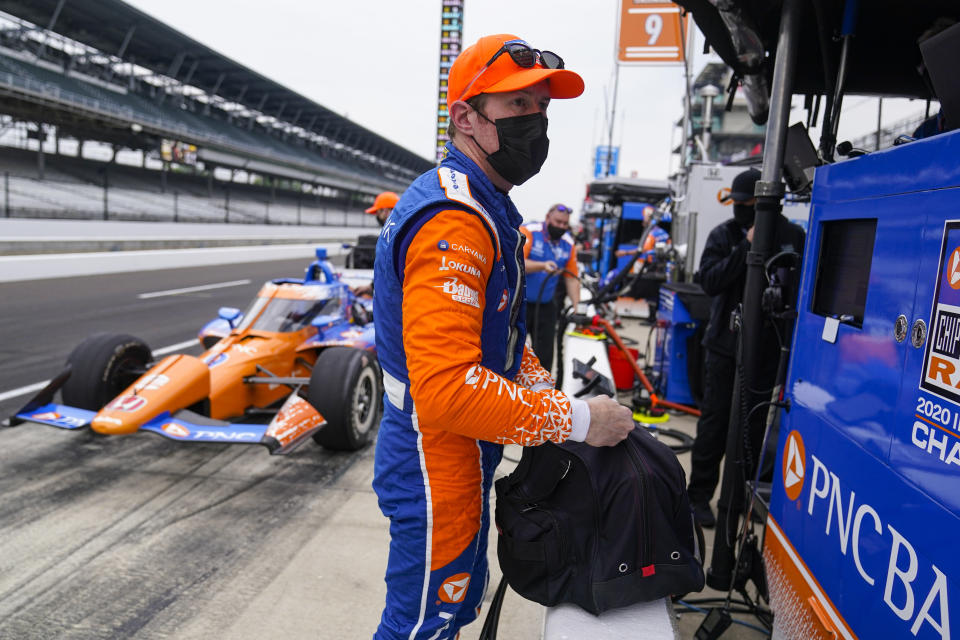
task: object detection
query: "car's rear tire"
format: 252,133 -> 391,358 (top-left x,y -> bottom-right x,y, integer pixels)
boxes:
61,333 -> 152,410
308,347 -> 381,451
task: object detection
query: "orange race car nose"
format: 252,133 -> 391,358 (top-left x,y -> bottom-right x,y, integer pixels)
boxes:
91,354 -> 211,435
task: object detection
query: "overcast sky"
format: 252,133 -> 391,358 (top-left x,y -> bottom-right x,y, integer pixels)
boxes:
125,0 -> 929,222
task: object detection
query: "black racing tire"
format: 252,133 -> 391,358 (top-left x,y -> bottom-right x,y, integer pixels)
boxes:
61,333 -> 152,411
308,347 -> 381,451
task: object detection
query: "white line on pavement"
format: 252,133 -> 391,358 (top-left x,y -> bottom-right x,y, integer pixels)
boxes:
153,339 -> 200,356
0,381 -> 47,403
0,338 -> 200,403
137,279 -> 251,299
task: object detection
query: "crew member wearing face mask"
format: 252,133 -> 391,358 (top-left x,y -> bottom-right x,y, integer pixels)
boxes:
371,34 -> 634,639
686,168 -> 805,540
365,191 -> 400,226
521,203 -> 580,371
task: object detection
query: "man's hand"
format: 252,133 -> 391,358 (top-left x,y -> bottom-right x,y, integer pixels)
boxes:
583,396 -> 634,447
746,226 -> 754,244
543,260 -> 558,273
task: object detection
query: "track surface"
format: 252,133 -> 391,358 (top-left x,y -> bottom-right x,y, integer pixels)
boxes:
0,259 -> 377,639
0,260 -> 765,640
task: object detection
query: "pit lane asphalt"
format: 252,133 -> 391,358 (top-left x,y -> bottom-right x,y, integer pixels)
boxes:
0,257 -> 400,639
0,258 -> 309,409
0,263 -> 759,639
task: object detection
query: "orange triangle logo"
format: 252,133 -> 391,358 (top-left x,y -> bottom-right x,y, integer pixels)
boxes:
782,430 -> 806,501
438,573 -> 471,604
949,248 -> 960,289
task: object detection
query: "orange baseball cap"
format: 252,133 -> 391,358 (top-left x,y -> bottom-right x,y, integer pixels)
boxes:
447,34 -> 584,111
365,191 -> 399,214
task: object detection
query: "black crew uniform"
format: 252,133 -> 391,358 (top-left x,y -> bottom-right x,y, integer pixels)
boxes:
687,214 -> 805,513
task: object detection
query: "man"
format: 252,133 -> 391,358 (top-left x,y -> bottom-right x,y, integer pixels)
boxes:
686,167 -> 804,528
614,204 -> 670,261
611,204 -> 671,315
350,192 -> 401,275
371,34 -> 634,639
522,203 -> 580,371
366,191 -> 400,226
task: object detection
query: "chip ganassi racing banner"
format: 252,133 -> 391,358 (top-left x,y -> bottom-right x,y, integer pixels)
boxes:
921,220 -> 960,404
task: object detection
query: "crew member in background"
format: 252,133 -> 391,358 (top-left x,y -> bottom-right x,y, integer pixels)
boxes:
522,203 -> 580,372
366,191 -> 399,226
572,221 -> 589,248
352,191 -> 401,288
615,204 -> 670,261
371,34 -> 634,640
686,168 -> 804,530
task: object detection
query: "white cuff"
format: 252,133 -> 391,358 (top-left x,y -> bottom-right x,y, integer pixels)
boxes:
568,398 -> 590,442
529,381 -> 553,393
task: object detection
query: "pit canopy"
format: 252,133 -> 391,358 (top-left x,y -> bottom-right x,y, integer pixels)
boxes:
675,0 -> 957,114
587,177 -> 671,206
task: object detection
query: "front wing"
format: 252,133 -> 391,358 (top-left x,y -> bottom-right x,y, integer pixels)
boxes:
14,394 -> 326,455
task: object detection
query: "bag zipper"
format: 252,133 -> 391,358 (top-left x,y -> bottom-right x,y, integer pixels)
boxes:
623,435 -> 653,569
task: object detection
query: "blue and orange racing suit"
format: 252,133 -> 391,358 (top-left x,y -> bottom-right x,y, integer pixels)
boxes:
371,143 -> 590,639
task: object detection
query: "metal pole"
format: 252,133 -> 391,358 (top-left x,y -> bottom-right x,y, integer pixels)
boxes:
103,165 -> 109,220
812,0 -> 836,158
173,191 -> 179,222
709,0 -> 804,587
745,0 -> 802,378
679,13 -> 694,170
4,171 -> 9,217
828,40 -> 851,148
36,127 -> 44,180
685,211 -> 697,281
700,85 -> 719,161
605,64 -> 620,177
826,0 -> 859,160
875,97 -> 883,151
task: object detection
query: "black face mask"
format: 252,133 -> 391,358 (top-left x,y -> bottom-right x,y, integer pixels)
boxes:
472,110 -> 549,186
546,224 -> 566,241
733,203 -> 755,228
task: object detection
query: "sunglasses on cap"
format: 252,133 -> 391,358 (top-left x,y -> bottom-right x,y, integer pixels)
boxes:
554,205 -> 572,213
457,40 -> 565,103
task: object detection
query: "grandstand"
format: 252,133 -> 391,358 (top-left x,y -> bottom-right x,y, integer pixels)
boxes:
0,0 -> 434,227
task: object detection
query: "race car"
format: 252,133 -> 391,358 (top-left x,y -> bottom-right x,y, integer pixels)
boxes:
9,248 -> 381,454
